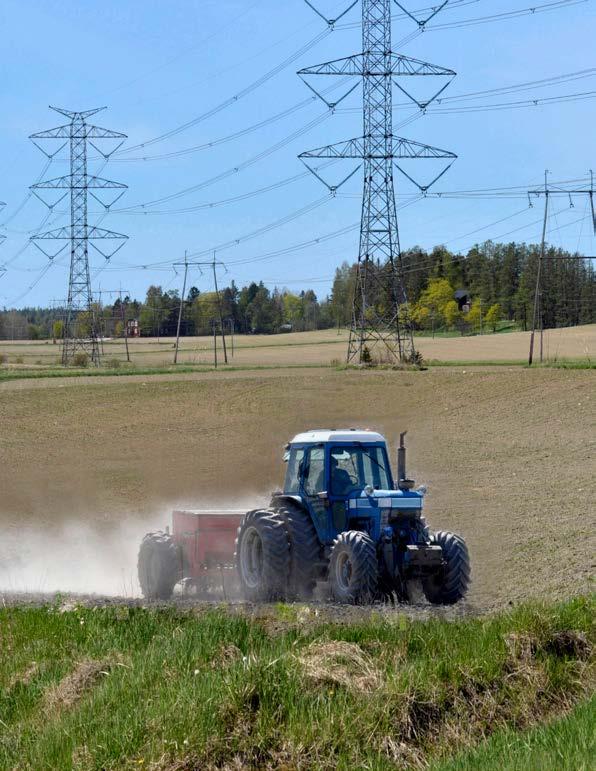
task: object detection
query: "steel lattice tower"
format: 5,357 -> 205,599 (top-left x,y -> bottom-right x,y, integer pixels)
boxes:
30,107 -> 128,366
300,0 -> 456,364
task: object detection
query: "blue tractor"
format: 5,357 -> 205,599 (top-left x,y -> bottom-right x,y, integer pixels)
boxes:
235,429 -> 470,605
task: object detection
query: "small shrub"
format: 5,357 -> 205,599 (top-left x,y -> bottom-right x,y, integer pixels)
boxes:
15,356 -> 24,365
106,358 -> 121,370
0,353 -> 7,365
73,352 -> 89,368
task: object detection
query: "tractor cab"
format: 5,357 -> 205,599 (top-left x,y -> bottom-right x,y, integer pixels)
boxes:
282,429 -> 425,545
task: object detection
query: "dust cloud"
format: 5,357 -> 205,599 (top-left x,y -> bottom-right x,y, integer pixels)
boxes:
0,497 -> 267,598
0,517 -> 155,597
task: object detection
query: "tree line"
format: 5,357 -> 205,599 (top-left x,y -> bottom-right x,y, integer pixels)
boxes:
1,240 -> 593,339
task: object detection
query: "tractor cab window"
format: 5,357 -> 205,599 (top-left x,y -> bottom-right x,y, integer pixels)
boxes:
284,448 -> 304,494
303,447 -> 325,496
330,445 -> 391,494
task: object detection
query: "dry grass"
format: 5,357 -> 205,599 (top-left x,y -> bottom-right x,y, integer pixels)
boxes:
297,639 -> 382,693
43,659 -> 113,712
0,324 -> 594,367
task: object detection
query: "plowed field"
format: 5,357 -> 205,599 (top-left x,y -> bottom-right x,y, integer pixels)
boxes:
0,365 -> 593,608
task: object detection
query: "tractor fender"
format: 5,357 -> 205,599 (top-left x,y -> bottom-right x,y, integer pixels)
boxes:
270,493 -> 304,508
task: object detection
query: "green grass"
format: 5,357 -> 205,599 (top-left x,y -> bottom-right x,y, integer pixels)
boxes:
0,362 -> 336,382
432,695 -> 596,771
0,596 -> 593,770
426,358 -> 595,369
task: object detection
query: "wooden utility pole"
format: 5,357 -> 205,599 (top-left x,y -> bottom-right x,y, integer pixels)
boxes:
529,171 -> 549,366
174,252 -> 189,365
528,171 -> 596,365
173,256 -> 228,366
212,253 -> 228,364
212,320 -> 218,369
119,288 -> 130,363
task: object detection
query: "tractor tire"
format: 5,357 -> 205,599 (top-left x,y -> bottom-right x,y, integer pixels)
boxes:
422,530 -> 471,605
235,509 -> 290,602
272,499 -> 321,599
329,530 -> 378,605
138,531 -> 181,600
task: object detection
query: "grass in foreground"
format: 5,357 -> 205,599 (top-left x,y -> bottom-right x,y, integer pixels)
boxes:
0,596 -> 593,770
433,694 -> 595,771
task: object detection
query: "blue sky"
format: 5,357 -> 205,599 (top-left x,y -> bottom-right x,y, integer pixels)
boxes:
0,0 -> 594,307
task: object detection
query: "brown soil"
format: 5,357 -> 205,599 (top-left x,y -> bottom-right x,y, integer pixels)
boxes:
0,366 -> 593,609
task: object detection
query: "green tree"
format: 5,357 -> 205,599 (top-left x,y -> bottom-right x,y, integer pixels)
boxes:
410,303 -> 432,330
330,262 -> 355,329
443,300 -> 461,329
114,320 -> 124,338
485,303 -> 502,333
52,319 -> 64,342
417,278 -> 455,325
466,299 -> 482,333
282,293 -> 303,327
193,292 -> 219,335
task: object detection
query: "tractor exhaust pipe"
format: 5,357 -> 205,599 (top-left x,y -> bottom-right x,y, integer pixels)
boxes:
397,431 -> 415,491
398,431 -> 407,482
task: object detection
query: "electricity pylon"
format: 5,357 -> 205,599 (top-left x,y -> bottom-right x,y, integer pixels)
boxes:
30,107 -> 128,366
300,0 -> 456,364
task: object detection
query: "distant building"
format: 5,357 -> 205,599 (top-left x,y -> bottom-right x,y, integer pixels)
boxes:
126,319 -> 140,338
454,289 -> 471,313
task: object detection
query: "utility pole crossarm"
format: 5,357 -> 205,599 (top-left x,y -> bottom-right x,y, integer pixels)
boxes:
300,136 -> 457,160
299,53 -> 455,78
31,175 -> 127,190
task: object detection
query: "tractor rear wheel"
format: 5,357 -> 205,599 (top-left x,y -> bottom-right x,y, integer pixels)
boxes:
422,530 -> 470,605
272,499 -> 321,599
235,509 -> 290,602
329,530 -> 378,605
138,531 -> 181,600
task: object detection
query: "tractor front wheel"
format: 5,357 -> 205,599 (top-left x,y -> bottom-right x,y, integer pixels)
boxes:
235,509 -> 290,602
138,531 -> 181,600
422,530 -> 470,605
329,530 -> 378,604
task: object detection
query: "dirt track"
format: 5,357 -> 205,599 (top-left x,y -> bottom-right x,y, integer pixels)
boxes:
0,366 -> 594,609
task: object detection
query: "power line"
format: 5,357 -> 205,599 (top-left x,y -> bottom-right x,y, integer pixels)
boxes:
102,2 -> 261,98
426,89 -> 596,114
0,158 -> 53,228
104,79 -> 352,164
115,29 -> 331,156
336,0 -> 482,28
426,0 -> 587,30
115,111 -> 331,211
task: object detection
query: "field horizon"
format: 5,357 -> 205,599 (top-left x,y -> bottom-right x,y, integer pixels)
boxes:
1,323 -> 594,371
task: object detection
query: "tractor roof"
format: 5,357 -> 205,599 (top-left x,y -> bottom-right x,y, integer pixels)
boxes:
290,429 -> 386,445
